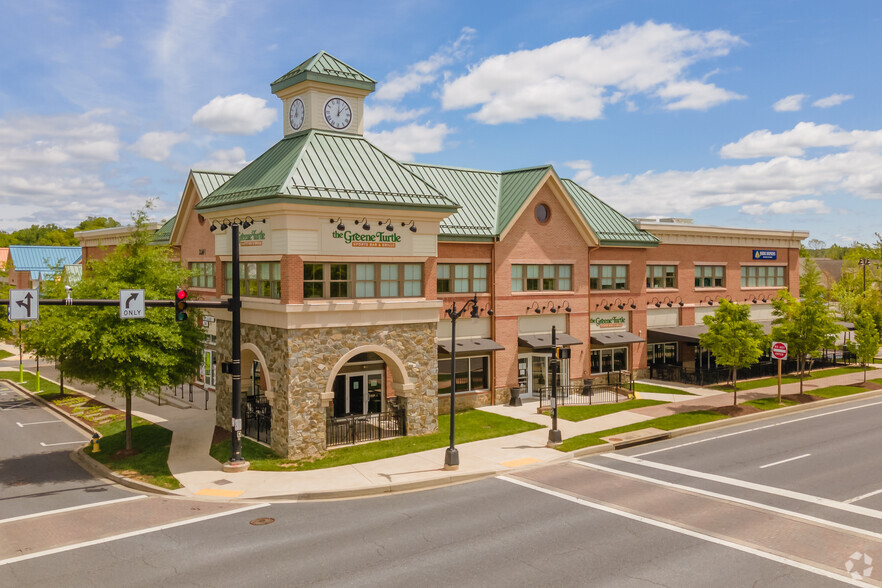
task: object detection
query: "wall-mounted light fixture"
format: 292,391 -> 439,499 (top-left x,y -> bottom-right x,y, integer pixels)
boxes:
650,296 -> 662,308
401,220 -> 418,233
674,296 -> 684,307
627,298 -> 637,309
329,217 -> 346,231
354,218 -> 371,231
615,298 -> 625,310
378,219 -> 395,232
526,301 -> 542,314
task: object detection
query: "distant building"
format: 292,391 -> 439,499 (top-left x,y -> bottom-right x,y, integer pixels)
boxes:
7,245 -> 82,289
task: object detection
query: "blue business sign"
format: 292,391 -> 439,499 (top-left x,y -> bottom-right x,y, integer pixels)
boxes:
753,249 -> 777,260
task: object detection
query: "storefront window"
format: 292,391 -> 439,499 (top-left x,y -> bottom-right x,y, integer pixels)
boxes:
189,262 -> 216,288
511,264 -> 572,292
330,263 -> 349,297
647,265 -> 677,289
304,262 -> 423,299
590,347 -> 628,373
648,343 -> 677,364
741,265 -> 785,287
355,264 -> 375,297
224,262 -> 281,299
437,356 -> 490,393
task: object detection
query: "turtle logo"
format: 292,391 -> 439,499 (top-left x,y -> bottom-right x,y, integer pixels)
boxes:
844,552 -> 873,580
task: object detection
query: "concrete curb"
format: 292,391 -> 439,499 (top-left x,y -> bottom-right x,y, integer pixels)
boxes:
2,378 -> 97,438
70,448 -> 177,496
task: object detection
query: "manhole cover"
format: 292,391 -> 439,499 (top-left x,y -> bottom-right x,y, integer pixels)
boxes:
250,517 -> 275,526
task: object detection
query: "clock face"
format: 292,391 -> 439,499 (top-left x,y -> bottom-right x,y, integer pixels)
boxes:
288,98 -> 305,131
324,97 -> 352,130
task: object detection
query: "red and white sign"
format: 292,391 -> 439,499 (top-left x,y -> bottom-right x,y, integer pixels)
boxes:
771,341 -> 788,360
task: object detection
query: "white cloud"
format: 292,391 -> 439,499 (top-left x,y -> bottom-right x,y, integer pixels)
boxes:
100,33 -> 123,49
740,199 -> 829,216
192,94 -> 277,135
130,131 -> 188,162
813,93 -> 853,108
192,147 -> 248,172
365,123 -> 451,160
567,148 -> 882,219
374,28 -> 476,102
363,104 -> 429,131
720,122 -> 882,159
772,94 -> 807,112
441,22 -> 745,124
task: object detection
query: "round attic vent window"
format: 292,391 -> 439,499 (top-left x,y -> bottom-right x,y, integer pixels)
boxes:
535,203 -> 550,224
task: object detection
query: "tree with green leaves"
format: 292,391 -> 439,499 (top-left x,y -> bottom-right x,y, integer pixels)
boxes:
848,310 -> 880,382
33,208 -> 203,451
771,267 -> 842,394
700,300 -> 768,405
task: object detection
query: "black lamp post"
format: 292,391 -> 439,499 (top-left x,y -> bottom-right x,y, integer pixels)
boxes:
444,294 -> 490,470
859,258 -> 870,292
547,325 -> 562,446
209,216 -> 265,473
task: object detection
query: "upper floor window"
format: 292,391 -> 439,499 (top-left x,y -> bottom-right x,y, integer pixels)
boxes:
190,262 -> 216,289
224,262 -> 281,299
438,263 -> 489,294
590,264 -> 628,290
304,262 -> 423,299
741,265 -> 785,288
647,265 -> 677,289
695,265 -> 725,288
511,264 -> 571,292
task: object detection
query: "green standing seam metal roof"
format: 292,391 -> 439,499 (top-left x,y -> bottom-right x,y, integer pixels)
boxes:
196,130 -> 459,213
191,170 -> 235,199
150,215 -> 176,244
8,245 -> 82,279
561,179 -> 659,247
270,51 -> 376,94
497,166 -> 553,234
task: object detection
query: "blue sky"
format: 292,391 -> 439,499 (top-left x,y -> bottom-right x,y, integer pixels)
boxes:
1,0 -> 880,247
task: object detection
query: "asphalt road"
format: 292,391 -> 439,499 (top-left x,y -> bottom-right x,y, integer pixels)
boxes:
3,386 -> 882,587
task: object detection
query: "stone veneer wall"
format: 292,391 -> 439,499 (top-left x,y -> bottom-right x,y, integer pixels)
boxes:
215,319 -> 438,460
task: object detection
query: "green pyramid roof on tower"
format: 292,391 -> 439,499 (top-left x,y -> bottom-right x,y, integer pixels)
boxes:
271,51 -> 376,94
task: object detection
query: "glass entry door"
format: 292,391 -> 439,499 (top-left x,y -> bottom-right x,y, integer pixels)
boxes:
333,371 -> 384,416
519,353 -> 569,396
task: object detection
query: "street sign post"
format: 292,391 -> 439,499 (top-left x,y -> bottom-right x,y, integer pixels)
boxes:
119,289 -> 146,319
772,341 -> 788,403
9,289 -> 39,321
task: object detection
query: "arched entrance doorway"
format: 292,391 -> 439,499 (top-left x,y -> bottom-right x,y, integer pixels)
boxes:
241,343 -> 272,444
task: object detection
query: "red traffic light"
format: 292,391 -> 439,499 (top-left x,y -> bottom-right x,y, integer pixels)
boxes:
176,288 -> 188,300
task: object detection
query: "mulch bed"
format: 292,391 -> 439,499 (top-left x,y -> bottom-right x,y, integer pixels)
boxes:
854,381 -> 882,390
712,405 -> 763,417
212,425 -> 229,445
39,392 -> 125,423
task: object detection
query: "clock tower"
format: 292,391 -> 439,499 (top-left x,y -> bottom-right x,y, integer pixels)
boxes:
271,51 -> 376,137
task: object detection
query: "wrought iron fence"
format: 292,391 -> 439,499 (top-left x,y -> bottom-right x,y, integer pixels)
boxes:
243,394 -> 271,445
326,409 -> 407,448
537,384 -> 631,409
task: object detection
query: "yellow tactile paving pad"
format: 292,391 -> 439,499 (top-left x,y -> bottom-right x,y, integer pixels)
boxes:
500,457 -> 541,468
194,488 -> 245,498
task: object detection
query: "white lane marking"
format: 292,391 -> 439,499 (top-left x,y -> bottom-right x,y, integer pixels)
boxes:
604,454 -> 882,520
572,461 -> 882,541
16,420 -> 63,427
499,475 -> 873,587
0,496 -> 147,525
634,399 -> 882,457
847,488 -> 882,505
759,453 -> 812,469
39,441 -> 87,447
0,502 -> 269,567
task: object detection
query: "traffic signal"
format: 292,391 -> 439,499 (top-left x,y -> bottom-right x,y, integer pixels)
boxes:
175,288 -> 188,321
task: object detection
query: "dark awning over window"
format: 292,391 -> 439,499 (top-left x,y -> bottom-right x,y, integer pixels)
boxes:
438,338 -> 505,355
518,332 -> 582,349
648,321 -> 774,344
590,331 -> 645,345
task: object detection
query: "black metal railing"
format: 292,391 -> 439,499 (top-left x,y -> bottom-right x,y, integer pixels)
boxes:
326,409 -> 407,448
537,384 -> 631,409
243,394 -> 271,445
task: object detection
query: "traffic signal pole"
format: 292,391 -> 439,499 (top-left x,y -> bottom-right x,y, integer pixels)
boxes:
224,223 -> 248,472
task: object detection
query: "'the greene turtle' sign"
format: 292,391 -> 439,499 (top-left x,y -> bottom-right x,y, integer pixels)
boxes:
331,229 -> 401,248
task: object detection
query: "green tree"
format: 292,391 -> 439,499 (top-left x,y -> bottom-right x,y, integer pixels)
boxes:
700,300 -> 768,405
771,285 -> 841,394
75,216 -> 121,232
848,310 -> 881,382
35,208 -> 203,451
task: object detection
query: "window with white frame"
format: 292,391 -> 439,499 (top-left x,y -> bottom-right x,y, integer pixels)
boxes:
646,265 -> 677,289
695,265 -> 725,288
741,265 -> 785,287
590,264 -> 628,290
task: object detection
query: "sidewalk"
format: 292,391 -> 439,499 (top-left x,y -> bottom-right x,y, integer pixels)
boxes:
3,341 -> 880,502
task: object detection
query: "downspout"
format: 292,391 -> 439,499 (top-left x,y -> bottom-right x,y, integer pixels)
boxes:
586,245 -> 601,379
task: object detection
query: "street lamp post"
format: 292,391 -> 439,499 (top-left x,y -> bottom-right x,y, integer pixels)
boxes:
547,325 -> 562,447
444,294 -> 489,471
858,258 -> 870,292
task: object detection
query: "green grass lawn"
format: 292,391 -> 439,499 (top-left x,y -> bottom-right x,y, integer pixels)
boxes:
210,409 -> 544,471
712,366 -> 865,392
548,399 -> 665,422
90,418 -> 181,489
634,383 -> 695,395
810,384 -> 867,399
743,398 -> 800,410
0,369 -> 61,395
556,410 -> 728,452
0,350 -> 13,360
